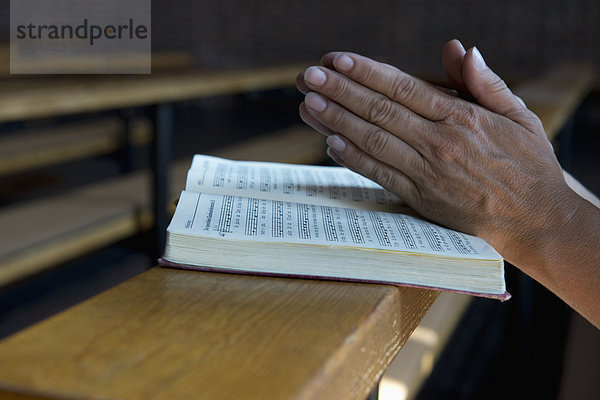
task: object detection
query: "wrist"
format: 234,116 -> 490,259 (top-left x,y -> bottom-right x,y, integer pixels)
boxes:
492,185 -> 599,284
484,182 -> 581,273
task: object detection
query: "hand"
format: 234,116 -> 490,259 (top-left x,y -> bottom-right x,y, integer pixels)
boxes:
297,40 -> 600,328
296,41 -> 573,261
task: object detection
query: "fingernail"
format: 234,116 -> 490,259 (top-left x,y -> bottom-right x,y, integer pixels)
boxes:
472,47 -> 487,71
453,39 -> 465,52
305,92 -> 327,112
304,66 -> 327,87
326,135 -> 346,152
326,147 -> 340,162
334,54 -> 354,72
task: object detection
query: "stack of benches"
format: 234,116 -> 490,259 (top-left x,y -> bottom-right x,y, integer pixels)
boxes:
0,62 -> 308,287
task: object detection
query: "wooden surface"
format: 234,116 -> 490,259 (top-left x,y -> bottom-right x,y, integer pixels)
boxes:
0,125 -> 326,287
380,292 -> 472,399
0,267 -> 438,400
0,64 -> 304,123
5,52 -> 194,75
0,116 -> 152,176
513,63 -> 596,140
0,45 -> 194,75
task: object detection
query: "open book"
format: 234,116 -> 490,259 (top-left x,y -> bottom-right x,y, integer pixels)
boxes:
160,155 -> 509,300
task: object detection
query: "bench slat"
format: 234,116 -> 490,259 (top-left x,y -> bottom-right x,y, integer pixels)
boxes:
0,126 -> 326,287
0,66 -> 305,122
0,117 -> 152,176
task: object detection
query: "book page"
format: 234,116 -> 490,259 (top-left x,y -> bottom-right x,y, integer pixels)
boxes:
185,154 -> 404,212
169,191 -> 501,260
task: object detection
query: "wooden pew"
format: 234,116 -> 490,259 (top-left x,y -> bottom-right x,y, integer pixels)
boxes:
0,124 -> 436,400
379,62 -> 596,400
0,125 -> 326,287
0,268 -> 437,400
0,42 -> 195,76
6,51 -> 196,74
0,63 -> 308,264
0,62 -> 308,288
0,63 -> 594,400
0,116 -> 152,177
0,65 -> 304,123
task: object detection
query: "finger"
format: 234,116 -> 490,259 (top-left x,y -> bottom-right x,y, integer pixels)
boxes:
299,102 -> 337,136
325,135 -> 420,207
323,55 -> 460,109
326,145 -> 347,168
303,91 -> 424,175
296,71 -> 310,94
324,52 -> 454,122
462,47 -> 540,130
432,84 -> 459,98
326,50 -> 459,99
442,39 -> 467,93
320,52 -> 338,69
303,66 -> 434,147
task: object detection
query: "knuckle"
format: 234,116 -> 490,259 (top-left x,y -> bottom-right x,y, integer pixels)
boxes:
390,74 -> 417,102
489,77 -> 509,94
362,127 -> 390,156
369,165 -> 396,190
446,102 -> 479,129
513,95 -> 526,108
528,112 -> 545,133
329,106 -> 346,129
431,96 -> 454,119
516,109 -> 545,133
366,95 -> 396,125
350,146 -> 367,167
429,136 -> 461,164
363,63 -> 379,84
330,77 -> 351,102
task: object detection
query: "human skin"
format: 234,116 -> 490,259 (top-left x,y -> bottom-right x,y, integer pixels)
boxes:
297,40 -> 600,328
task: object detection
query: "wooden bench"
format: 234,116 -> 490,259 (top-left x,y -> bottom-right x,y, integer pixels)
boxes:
0,65 -> 305,122
0,116 -> 152,177
0,268 -> 437,400
0,62 -> 308,285
379,62 -> 596,400
0,44 -> 195,76
0,63 -> 594,400
0,125 -> 326,287
0,63 -> 309,259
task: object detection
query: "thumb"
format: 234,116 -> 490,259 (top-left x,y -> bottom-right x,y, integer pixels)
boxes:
462,47 -> 531,124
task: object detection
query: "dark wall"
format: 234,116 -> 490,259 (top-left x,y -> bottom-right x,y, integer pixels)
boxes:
150,0 -> 600,79
1,1 -> 599,78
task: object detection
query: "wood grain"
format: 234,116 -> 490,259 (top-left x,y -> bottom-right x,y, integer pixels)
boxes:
0,65 -> 305,123
0,268 -> 437,400
381,292 -> 472,399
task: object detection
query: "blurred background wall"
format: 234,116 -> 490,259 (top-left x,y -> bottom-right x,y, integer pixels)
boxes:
153,0 -> 598,78
1,0 -> 599,78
